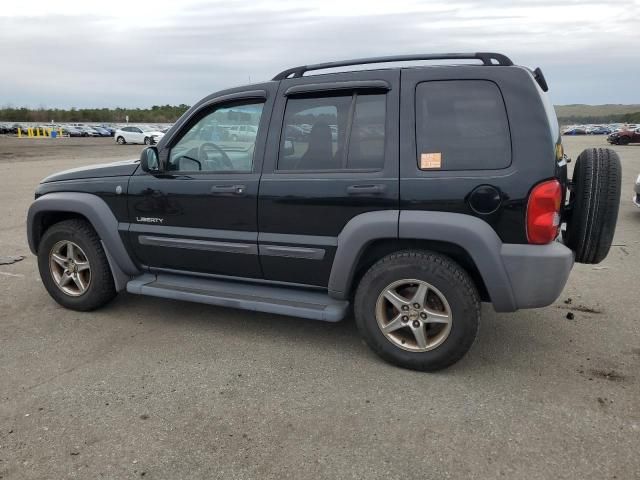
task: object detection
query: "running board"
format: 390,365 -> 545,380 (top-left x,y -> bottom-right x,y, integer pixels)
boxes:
126,273 -> 348,322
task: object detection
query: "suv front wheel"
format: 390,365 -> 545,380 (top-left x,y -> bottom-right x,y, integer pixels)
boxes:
354,250 -> 480,371
37,219 -> 117,311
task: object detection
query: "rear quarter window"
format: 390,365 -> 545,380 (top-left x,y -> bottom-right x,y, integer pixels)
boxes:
415,80 -> 511,171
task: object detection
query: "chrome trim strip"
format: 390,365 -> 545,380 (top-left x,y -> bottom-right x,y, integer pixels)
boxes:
126,223 -> 257,242
148,266 -> 325,290
138,235 -> 258,255
258,232 -> 337,247
260,245 -> 325,260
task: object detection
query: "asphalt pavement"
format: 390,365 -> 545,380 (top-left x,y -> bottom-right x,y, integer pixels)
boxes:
0,136 -> 638,479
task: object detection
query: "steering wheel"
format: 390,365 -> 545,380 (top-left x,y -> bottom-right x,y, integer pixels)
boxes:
198,142 -> 234,170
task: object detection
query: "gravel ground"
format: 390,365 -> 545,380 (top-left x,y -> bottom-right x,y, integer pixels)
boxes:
0,136 -> 638,480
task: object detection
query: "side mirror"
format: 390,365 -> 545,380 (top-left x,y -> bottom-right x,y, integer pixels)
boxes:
140,146 -> 160,173
283,139 -> 295,156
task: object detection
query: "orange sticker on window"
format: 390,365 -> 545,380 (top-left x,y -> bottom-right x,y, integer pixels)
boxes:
420,152 -> 442,169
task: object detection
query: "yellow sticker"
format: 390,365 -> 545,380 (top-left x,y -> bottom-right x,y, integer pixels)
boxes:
420,152 -> 442,169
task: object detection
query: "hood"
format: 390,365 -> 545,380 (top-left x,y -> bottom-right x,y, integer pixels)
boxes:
41,158 -> 140,183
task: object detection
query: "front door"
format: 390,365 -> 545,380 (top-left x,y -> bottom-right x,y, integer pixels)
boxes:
126,88 -> 274,278
257,70 -> 400,286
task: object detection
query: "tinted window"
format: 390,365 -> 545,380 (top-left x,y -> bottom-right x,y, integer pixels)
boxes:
347,95 -> 386,169
168,102 -> 264,173
279,94 -> 385,171
415,80 -> 511,171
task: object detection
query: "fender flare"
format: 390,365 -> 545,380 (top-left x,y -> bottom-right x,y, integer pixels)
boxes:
328,210 -> 517,312
27,192 -> 140,290
398,211 -> 516,311
328,210 -> 399,299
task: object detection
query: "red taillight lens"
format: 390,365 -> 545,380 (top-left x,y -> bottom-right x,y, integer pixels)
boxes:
526,179 -> 562,244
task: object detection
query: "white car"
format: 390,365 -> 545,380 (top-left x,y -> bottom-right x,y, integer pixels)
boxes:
226,125 -> 258,142
115,126 -> 165,145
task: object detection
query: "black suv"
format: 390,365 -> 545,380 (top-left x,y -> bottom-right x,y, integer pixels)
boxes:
27,53 -> 622,371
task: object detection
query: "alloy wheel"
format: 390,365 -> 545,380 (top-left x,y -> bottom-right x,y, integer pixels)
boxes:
49,240 -> 91,296
375,279 -> 452,352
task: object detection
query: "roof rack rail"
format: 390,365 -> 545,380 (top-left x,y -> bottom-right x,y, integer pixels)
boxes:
272,52 -> 513,80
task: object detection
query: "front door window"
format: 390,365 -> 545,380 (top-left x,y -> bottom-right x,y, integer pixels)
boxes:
169,103 -> 264,173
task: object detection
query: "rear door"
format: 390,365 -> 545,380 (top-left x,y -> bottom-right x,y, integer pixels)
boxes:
258,70 -> 400,286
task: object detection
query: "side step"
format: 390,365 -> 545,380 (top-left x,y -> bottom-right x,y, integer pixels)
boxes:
126,273 -> 349,322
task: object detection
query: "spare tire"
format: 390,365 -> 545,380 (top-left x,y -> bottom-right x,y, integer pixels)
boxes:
564,148 -> 621,264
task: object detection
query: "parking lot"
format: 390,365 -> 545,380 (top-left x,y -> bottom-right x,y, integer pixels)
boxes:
0,135 -> 638,479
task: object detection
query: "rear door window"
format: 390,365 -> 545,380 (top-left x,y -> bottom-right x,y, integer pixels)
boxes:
278,94 -> 386,171
415,80 -> 511,171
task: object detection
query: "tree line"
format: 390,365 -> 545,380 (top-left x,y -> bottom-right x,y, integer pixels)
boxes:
0,105 -> 191,123
557,111 -> 640,125
2,104 -> 639,126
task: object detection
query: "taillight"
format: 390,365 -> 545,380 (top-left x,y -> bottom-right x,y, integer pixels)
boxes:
526,179 -> 562,244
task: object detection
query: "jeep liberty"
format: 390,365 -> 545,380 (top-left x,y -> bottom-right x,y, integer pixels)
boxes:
27,53 -> 622,371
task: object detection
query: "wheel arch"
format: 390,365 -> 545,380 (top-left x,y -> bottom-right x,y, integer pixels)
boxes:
28,192 -> 140,290
349,239 -> 491,303
328,210 -> 517,312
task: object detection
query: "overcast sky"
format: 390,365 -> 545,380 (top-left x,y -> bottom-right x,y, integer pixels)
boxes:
1,0 -> 639,108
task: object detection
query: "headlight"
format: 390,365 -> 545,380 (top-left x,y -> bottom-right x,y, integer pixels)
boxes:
636,174 -> 640,185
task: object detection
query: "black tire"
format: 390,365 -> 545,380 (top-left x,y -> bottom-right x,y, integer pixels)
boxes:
144,137 -> 151,145
618,136 -> 630,145
564,148 -> 621,264
37,219 -> 117,311
116,136 -> 126,145
354,250 -> 480,372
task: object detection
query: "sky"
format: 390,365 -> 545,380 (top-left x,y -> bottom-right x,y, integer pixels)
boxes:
1,0 -> 639,108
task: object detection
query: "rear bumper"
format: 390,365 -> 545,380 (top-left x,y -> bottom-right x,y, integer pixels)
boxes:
498,242 -> 574,311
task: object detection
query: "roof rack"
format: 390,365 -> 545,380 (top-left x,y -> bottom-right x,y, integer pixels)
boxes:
272,52 -> 513,80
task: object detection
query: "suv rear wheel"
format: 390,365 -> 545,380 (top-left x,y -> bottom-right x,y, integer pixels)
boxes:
37,219 -> 117,311
354,250 -> 480,371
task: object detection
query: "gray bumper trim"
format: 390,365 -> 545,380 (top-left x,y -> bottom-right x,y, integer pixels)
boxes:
500,242 -> 574,310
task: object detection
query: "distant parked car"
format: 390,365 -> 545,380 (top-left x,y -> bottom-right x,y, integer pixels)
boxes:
62,126 -> 83,137
91,126 -> 112,137
227,124 -> 258,142
587,126 -> 611,135
563,127 -> 586,135
99,124 -> 116,136
607,128 -> 640,145
11,124 -> 29,134
284,124 -> 307,141
73,126 -> 100,137
115,126 -> 165,145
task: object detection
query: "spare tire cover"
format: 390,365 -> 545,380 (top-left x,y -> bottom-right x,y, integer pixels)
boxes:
564,147 -> 621,264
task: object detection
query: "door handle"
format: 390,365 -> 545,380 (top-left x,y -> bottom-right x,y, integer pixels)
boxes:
346,184 -> 386,195
210,184 -> 246,195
